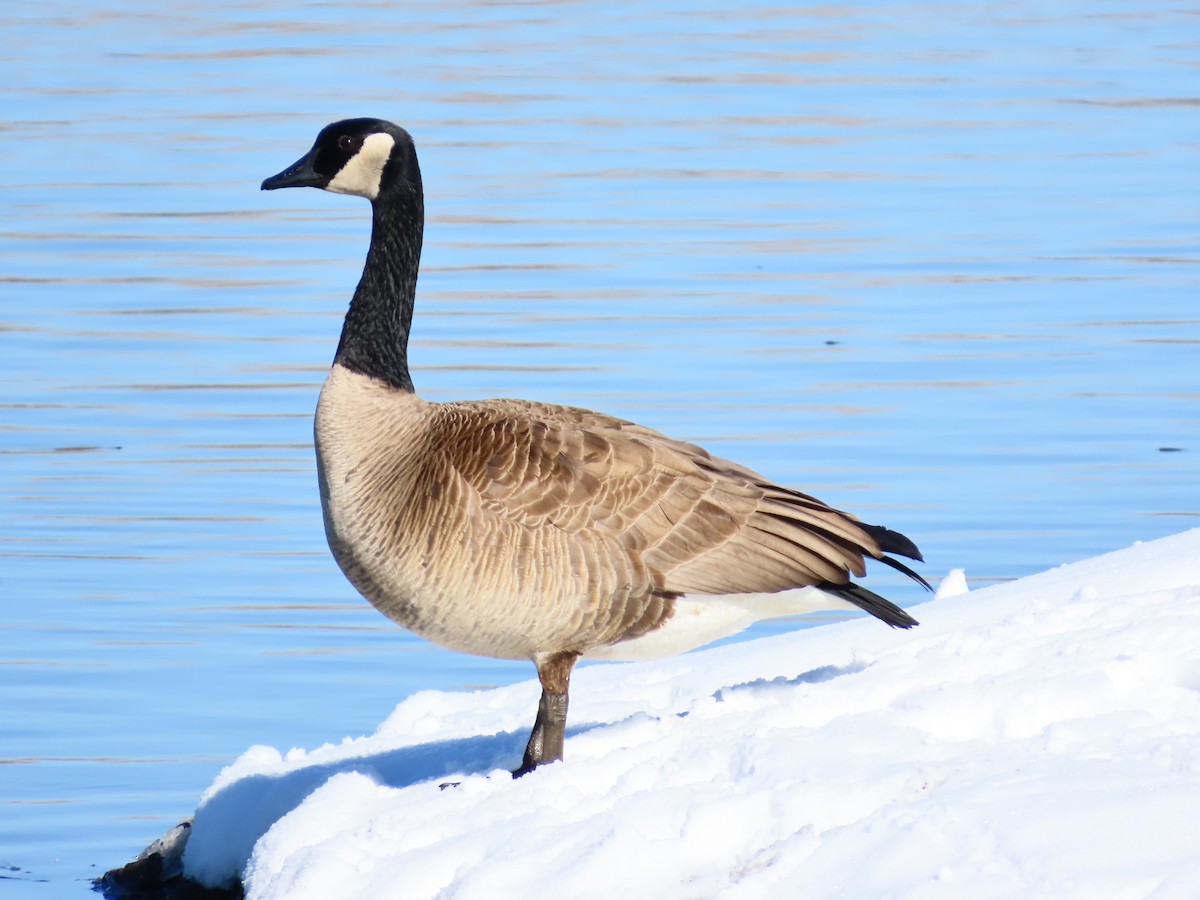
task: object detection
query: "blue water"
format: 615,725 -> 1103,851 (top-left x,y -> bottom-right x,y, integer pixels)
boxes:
2,1 -> 1198,893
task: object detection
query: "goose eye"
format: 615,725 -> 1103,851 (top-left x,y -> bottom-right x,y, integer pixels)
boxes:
337,135 -> 356,151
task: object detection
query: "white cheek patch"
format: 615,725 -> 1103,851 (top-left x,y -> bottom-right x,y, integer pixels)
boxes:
326,132 -> 396,200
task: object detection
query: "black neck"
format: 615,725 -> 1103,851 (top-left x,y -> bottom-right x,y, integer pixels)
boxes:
333,190 -> 424,392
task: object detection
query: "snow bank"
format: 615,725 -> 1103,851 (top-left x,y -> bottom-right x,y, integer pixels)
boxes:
182,530 -> 1200,898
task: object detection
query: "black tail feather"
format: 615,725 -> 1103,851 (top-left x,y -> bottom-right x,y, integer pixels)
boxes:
859,523 -> 924,562
875,553 -> 934,593
818,581 -> 920,629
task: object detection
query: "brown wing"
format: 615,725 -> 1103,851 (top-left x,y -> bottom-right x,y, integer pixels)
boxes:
429,398 -> 886,596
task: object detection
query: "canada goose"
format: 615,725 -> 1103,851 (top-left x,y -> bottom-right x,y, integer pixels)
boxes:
261,118 -> 929,777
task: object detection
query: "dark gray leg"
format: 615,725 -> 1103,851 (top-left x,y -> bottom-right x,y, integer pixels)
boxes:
513,651 -> 579,778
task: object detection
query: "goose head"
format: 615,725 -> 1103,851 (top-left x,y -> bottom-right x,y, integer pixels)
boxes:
261,118 -> 421,202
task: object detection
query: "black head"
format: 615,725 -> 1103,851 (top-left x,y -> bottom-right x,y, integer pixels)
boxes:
261,118 -> 420,201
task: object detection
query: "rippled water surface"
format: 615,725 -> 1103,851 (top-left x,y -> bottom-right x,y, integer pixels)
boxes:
3,1 -> 1198,893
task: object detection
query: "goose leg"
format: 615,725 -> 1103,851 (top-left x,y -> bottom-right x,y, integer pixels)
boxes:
513,651 -> 579,777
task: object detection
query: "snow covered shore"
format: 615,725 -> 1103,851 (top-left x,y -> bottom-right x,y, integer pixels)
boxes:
173,530 -> 1200,898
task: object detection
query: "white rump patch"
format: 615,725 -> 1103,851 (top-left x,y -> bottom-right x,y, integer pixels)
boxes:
585,588 -> 860,662
326,132 -> 396,200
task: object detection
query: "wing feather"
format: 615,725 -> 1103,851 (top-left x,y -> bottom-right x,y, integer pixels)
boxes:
427,397 -> 917,601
